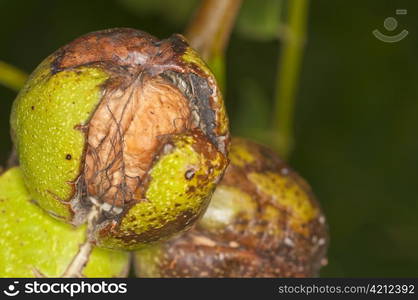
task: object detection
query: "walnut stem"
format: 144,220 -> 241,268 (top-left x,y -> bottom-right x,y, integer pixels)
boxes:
184,0 -> 242,90
185,0 -> 242,60
61,204 -> 100,278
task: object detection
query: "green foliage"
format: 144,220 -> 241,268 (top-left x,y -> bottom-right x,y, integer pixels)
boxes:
118,0 -> 197,25
118,0 -> 284,42
236,0 -> 283,41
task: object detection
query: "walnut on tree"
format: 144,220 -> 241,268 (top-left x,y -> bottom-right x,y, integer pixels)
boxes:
134,138 -> 329,277
10,28 -> 230,250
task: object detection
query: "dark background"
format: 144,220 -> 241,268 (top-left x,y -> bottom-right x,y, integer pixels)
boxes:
0,0 -> 417,276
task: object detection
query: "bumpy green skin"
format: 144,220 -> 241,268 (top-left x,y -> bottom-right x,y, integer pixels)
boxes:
0,168 -> 129,277
10,58 -> 109,220
134,138 -> 328,277
98,133 -> 226,250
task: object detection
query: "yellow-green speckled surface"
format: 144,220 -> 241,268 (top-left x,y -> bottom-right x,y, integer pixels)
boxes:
99,134 -> 227,250
229,138 -> 318,236
228,138 -> 256,167
0,167 -> 129,277
248,171 -> 318,236
10,58 -> 109,220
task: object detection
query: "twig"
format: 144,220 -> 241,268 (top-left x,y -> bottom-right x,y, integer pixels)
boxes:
273,0 -> 310,159
0,61 -> 27,91
185,0 -> 242,90
61,203 -> 100,278
185,0 -> 242,60
31,203 -> 100,278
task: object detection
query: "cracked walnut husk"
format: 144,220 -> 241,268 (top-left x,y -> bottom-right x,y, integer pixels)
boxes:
10,28 -> 230,250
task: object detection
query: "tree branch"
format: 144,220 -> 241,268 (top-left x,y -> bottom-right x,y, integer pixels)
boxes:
184,0 -> 242,90
61,203 -> 100,277
0,61 -> 27,91
273,0 -> 310,159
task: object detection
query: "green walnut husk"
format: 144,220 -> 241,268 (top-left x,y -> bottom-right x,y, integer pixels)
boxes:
0,167 -> 130,277
10,28 -> 229,250
134,138 -> 328,277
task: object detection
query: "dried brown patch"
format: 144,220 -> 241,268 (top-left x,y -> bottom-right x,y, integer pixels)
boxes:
84,74 -> 193,207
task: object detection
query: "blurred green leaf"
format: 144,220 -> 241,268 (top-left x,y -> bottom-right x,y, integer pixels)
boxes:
235,0 -> 283,41
232,77 -> 270,139
117,0 -> 198,25
0,61 -> 27,92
